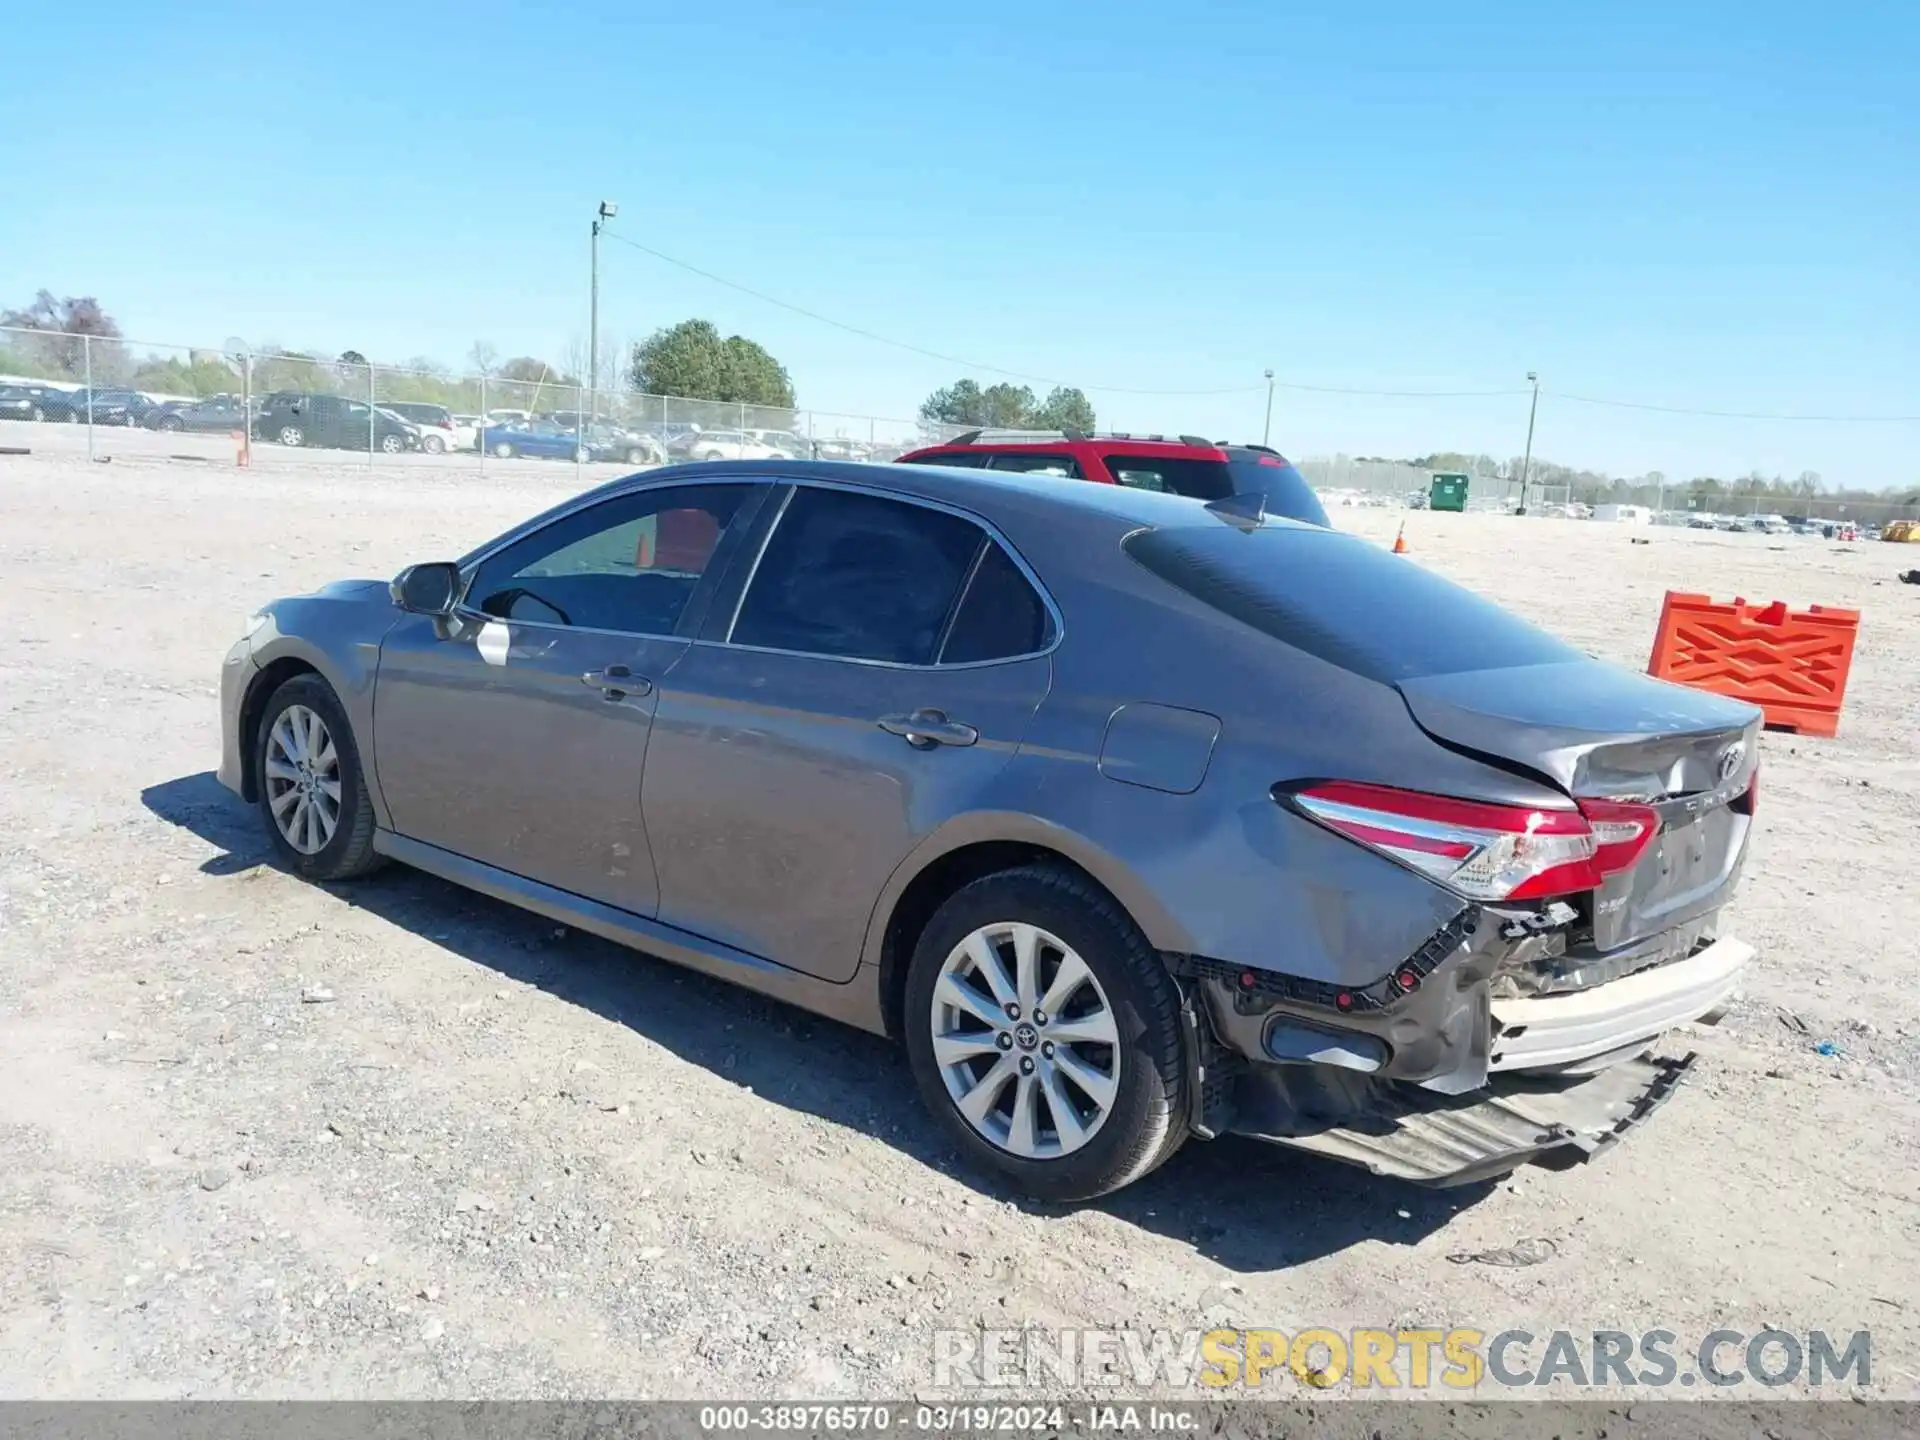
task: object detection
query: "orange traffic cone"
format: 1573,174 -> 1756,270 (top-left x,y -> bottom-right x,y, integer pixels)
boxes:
1391,523 -> 1408,555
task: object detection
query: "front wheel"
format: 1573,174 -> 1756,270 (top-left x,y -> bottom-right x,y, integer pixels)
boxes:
380,434 -> 405,455
902,865 -> 1188,1202
253,674 -> 382,882
700,449 -> 725,462
625,446 -> 647,464
421,434 -> 446,454
492,441 -> 515,459
574,445 -> 591,463
159,414 -> 184,432
278,424 -> 304,447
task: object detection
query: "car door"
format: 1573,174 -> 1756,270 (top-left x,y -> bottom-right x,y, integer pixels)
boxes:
642,482 -> 1056,982
373,480 -> 771,915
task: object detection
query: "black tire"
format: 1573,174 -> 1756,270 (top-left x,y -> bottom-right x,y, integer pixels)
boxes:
903,864 -> 1188,1202
159,414 -> 184,432
493,441 -> 515,459
253,674 -> 383,883
278,424 -> 304,447
380,434 -> 405,454
422,434 -> 446,454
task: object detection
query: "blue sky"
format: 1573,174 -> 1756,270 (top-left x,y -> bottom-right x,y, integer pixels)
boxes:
2,0 -> 1915,483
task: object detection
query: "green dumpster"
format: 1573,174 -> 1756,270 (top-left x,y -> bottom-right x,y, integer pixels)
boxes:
1429,472 -> 1469,513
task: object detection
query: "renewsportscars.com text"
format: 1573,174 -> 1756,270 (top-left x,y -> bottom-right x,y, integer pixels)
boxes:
932,1327 -> 1872,1392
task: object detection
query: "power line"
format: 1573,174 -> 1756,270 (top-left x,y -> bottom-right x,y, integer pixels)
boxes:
608,233 -> 1915,421
1546,390 -> 1920,424
604,232 -> 1526,401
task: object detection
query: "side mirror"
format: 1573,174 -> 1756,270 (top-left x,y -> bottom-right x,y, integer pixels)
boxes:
391,562 -> 461,616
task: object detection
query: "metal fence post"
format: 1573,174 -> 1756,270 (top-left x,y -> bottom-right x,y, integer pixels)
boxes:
242,351 -> 253,469
367,363 -> 376,467
83,333 -> 94,461
478,373 -> 487,475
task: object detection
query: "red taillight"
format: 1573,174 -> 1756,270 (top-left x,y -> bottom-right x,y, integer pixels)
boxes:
1289,781 -> 1659,902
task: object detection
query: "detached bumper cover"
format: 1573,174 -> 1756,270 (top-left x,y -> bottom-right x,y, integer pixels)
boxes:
1489,935 -> 1751,1073
1238,1052 -> 1696,1187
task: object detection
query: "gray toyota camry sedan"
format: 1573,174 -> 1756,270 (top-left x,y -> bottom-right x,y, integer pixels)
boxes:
217,459 -> 1761,1200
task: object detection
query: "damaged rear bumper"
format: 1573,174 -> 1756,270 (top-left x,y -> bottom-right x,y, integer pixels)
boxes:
1230,1051 -> 1696,1187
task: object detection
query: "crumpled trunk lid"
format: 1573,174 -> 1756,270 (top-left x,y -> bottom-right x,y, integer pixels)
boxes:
1396,660 -> 1761,950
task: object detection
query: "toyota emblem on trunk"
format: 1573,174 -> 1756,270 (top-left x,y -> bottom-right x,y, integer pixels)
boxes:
1717,742 -> 1745,783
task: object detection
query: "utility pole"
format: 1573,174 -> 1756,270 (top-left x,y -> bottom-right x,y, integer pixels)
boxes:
589,200 -> 618,423
1262,369 -> 1275,446
1517,370 -> 1539,514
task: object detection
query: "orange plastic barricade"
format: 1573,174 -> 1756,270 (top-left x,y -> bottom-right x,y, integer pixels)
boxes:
1646,592 -> 1861,738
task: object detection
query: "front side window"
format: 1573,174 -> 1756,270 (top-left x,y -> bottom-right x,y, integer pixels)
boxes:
465,483 -> 753,635
731,487 -> 984,664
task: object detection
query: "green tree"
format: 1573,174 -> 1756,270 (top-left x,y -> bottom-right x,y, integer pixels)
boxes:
1029,385 -> 1097,433
919,379 -> 1099,431
629,319 -> 796,407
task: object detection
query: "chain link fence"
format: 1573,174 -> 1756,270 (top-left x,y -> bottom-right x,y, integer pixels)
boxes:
3,324 -> 1914,528
0,325 -> 965,476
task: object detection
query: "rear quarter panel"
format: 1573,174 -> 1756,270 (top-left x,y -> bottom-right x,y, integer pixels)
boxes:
945,498 -> 1574,988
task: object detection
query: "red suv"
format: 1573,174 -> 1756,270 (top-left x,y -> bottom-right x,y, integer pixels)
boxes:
898,430 -> 1330,527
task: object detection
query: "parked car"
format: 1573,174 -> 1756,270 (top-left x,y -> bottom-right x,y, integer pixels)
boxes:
379,402 -> 468,454
688,429 -> 786,462
252,392 -> 420,453
744,428 -> 812,459
661,424 -> 708,457
901,430 -> 1329,527
0,383 -> 68,423
53,387 -> 163,426
583,423 -> 665,465
148,394 -> 255,433
479,419 -> 591,462
812,436 -> 874,462
217,458 -> 1761,1200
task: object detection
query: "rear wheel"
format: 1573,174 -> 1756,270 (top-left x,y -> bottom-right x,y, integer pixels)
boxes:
421,434 -> 446,454
573,445 -> 591,463
903,865 -> 1188,1201
701,449 -> 725,461
253,674 -> 382,882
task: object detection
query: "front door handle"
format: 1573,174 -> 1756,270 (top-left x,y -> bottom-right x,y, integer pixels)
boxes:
582,664 -> 652,700
877,708 -> 978,749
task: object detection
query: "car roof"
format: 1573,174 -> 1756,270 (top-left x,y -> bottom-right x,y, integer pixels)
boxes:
625,457 -> 1303,532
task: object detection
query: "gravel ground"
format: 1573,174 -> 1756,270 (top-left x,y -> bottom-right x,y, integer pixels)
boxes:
1,443 -> 1916,1402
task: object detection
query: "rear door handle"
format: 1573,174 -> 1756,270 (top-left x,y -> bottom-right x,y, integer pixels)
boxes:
582,664 -> 652,699
877,708 -> 978,749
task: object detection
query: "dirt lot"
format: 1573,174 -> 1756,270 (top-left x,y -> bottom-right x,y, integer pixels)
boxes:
1,440 -> 1916,1402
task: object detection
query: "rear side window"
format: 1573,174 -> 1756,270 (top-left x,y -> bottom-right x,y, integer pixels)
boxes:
987,452 -> 1084,478
1122,523 -> 1580,683
909,451 -> 991,468
1103,452 -> 1330,528
939,542 -> 1051,663
732,488 -> 984,664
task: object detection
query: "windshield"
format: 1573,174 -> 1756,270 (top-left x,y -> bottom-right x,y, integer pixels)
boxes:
1122,522 -> 1580,682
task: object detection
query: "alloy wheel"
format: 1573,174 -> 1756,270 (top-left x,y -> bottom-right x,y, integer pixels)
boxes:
929,922 -> 1120,1159
264,704 -> 341,855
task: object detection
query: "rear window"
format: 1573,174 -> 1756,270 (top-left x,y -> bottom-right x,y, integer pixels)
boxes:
1121,523 -> 1581,682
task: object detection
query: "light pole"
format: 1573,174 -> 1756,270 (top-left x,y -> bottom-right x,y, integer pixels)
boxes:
589,200 -> 618,423
1262,369 -> 1275,446
1517,370 -> 1539,514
